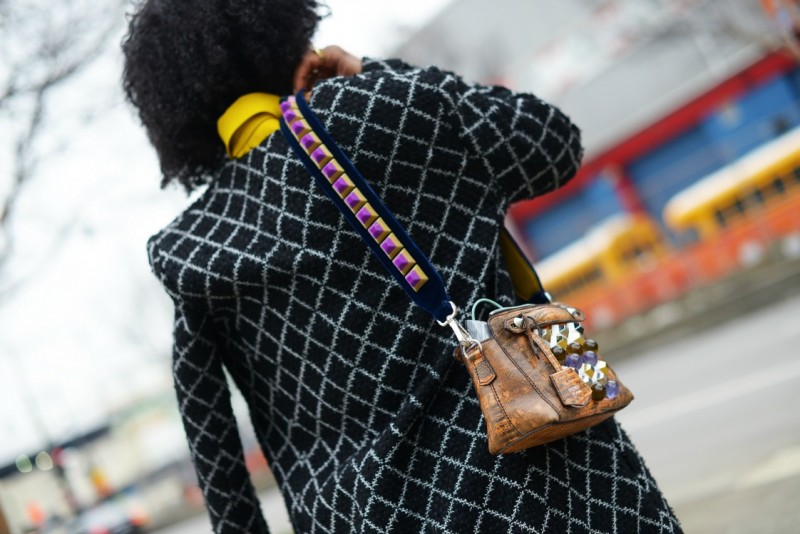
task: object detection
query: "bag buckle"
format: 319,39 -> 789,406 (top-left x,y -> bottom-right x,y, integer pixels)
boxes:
437,301 -> 482,357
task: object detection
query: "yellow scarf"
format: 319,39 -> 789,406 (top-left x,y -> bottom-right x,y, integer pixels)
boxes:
217,93 -> 282,158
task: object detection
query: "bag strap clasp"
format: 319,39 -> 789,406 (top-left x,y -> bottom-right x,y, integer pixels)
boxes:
437,301 -> 482,358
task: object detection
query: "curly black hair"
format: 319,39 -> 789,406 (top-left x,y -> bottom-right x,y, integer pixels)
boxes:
122,0 -> 321,190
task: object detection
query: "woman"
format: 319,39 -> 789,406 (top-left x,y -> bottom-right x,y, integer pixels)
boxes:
123,1 -> 681,532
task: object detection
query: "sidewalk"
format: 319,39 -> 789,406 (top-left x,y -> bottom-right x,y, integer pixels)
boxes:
675,473 -> 800,533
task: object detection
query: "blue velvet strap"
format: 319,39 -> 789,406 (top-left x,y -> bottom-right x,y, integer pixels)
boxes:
278,91 -> 549,322
279,92 -> 454,322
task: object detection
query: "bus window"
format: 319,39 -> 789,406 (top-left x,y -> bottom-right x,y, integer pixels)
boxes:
714,209 -> 726,227
773,177 -> 786,195
566,279 -> 582,295
745,188 -> 764,207
620,245 -> 640,264
583,266 -> 602,285
550,284 -> 566,297
793,166 -> 800,184
733,197 -> 746,215
720,197 -> 747,224
554,265 -> 603,297
760,182 -> 778,201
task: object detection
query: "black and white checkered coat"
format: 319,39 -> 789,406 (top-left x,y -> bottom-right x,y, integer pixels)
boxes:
148,59 -> 681,533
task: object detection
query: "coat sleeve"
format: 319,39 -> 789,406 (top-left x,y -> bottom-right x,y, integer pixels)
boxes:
445,76 -> 584,207
171,301 -> 269,534
361,57 -> 415,73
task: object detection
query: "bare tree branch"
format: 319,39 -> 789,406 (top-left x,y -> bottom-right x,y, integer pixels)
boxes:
0,86 -> 45,275
0,0 -> 128,300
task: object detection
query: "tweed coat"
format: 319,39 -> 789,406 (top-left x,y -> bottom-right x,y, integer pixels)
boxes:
148,58 -> 682,533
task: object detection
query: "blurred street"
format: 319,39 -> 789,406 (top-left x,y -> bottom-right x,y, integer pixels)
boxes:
155,292 -> 800,534
615,291 -> 800,533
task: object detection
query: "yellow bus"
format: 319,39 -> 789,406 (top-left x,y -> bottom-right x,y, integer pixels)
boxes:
664,126 -> 800,241
532,127 -> 800,329
537,213 -> 665,302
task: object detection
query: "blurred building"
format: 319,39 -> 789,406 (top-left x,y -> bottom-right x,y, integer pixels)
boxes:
396,0 -> 800,328
398,0 -> 776,162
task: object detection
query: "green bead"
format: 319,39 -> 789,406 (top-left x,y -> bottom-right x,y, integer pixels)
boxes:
584,339 -> 599,352
568,342 -> 582,354
591,383 -> 606,401
551,345 -> 567,363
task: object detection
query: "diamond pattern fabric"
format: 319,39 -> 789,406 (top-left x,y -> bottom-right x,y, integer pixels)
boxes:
148,58 -> 680,533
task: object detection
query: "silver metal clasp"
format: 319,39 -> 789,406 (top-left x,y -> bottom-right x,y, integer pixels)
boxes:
437,302 -> 482,356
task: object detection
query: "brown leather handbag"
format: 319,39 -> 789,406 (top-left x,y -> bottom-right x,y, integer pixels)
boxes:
457,303 -> 633,455
280,92 -> 633,457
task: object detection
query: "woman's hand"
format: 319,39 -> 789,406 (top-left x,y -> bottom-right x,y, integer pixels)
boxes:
292,45 -> 363,93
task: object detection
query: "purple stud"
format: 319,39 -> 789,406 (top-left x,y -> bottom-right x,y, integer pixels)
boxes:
311,146 -> 332,166
291,120 -> 309,137
283,109 -> 300,123
332,176 -> 353,197
322,161 -> 343,182
344,190 -> 366,211
380,234 -> 401,258
280,100 -> 293,114
405,266 -> 429,291
368,219 -> 389,242
300,133 -> 320,152
392,251 -> 415,274
356,205 -> 378,227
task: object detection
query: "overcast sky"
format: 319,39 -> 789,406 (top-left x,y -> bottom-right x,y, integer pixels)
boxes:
316,0 -> 453,57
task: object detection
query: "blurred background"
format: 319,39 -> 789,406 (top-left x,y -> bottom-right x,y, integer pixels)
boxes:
1,0 -> 799,532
